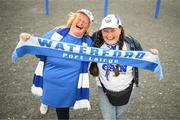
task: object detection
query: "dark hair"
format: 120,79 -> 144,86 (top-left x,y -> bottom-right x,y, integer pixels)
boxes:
89,25 -> 125,77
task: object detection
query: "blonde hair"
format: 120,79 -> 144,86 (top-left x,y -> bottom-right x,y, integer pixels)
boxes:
66,12 -> 77,28
67,12 -> 92,35
54,12 -> 92,35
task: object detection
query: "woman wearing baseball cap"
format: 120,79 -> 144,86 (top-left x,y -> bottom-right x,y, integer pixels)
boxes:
19,9 -> 94,119
90,14 -> 158,120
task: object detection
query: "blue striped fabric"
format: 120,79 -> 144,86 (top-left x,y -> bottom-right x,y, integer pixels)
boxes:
12,35 -> 163,109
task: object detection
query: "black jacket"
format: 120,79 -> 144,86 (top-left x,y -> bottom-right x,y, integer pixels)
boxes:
91,33 -> 143,87
123,35 -> 143,87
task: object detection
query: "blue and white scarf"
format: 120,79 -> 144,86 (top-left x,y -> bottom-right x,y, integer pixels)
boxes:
13,28 -> 92,110
12,35 -> 163,109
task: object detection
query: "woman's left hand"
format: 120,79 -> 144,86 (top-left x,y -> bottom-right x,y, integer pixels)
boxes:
150,48 -> 159,55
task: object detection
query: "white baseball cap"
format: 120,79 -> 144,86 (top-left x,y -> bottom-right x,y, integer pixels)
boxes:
99,14 -> 122,30
77,9 -> 94,24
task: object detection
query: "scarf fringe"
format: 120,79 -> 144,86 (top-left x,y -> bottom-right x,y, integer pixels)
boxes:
31,85 -> 43,96
73,100 -> 91,110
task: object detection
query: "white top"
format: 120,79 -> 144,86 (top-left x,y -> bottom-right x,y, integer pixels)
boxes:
96,42 -> 133,91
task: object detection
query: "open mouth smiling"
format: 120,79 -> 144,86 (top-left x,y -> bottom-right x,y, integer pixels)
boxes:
76,25 -> 83,30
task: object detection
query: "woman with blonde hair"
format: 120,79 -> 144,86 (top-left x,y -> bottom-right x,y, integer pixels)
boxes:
19,9 -> 94,120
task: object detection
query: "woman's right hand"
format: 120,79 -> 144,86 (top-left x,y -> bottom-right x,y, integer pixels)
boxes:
19,33 -> 31,42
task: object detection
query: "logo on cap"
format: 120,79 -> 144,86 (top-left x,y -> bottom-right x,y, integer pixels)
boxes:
105,16 -> 113,23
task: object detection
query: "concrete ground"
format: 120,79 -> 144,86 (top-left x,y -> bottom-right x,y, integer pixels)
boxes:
0,0 -> 180,119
